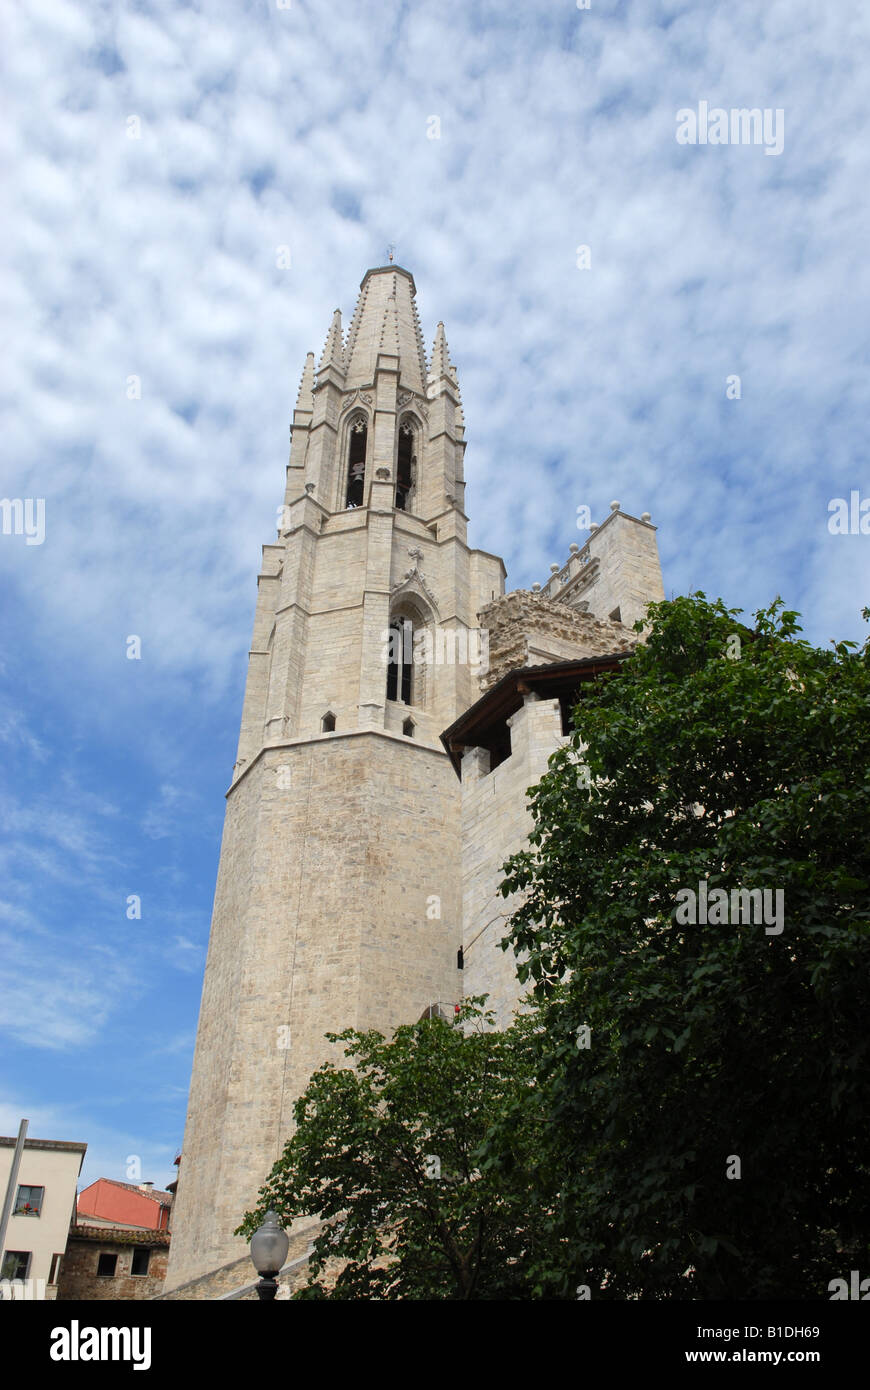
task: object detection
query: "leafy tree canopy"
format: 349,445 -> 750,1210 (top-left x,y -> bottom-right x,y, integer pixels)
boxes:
237,1000 -> 555,1299
499,594 -> 870,1298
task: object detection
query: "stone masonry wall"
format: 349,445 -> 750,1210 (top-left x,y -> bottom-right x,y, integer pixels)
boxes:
165,731 -> 462,1290
478,591 -> 635,691
539,507 -> 665,629
461,695 -> 567,1029
56,1236 -> 169,1301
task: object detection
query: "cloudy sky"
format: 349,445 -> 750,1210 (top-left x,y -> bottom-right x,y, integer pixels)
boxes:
2,0 -> 868,1198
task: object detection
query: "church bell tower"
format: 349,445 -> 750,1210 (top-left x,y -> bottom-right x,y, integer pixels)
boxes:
165,266 -> 506,1289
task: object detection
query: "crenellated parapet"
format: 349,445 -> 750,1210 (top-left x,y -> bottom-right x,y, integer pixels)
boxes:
537,500 -> 665,630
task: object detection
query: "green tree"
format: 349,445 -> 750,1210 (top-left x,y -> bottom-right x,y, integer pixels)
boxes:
237,1000 -> 554,1299
500,594 -> 870,1299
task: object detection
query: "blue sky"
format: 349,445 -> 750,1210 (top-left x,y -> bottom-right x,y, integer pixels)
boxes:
2,0 -> 868,1196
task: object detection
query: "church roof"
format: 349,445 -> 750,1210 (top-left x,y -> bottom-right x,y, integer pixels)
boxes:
440,652 -> 632,777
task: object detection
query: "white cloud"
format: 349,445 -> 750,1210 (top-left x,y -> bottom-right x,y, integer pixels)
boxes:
1,0 -> 868,1186
0,1093 -> 178,1193
0,933 -> 139,1050
3,0 -> 865,699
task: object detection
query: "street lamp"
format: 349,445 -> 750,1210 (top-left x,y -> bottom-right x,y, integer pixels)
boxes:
250,1209 -> 289,1301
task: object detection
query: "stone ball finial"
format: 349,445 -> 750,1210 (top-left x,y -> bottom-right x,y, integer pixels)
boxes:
569,543 -> 579,553
531,582 -> 541,593
641,511 -> 651,522
610,499 -> 620,511
549,563 -> 560,574
589,522 -> 599,532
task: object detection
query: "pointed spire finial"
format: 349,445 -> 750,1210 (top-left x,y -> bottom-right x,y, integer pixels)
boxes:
295,352 -> 315,412
387,242 -> 395,264
430,322 -> 458,385
317,308 -> 344,374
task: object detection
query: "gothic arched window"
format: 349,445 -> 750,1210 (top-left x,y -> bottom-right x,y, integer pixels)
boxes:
395,419 -> 415,511
345,415 -> 367,508
386,616 -> 413,705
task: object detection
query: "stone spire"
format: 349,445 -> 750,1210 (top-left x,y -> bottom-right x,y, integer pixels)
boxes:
429,322 -> 464,427
317,308 -> 344,375
343,266 -> 427,394
295,351 -> 315,412
429,322 -> 457,385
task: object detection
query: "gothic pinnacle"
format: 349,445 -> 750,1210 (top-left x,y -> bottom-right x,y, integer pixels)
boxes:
429,322 -> 463,425
429,322 -> 458,385
317,308 -> 344,374
295,352 -> 315,412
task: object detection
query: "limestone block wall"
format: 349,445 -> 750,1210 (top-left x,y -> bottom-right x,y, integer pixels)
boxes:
165,731 -> 462,1291
460,695 -> 567,1029
236,509 -> 505,764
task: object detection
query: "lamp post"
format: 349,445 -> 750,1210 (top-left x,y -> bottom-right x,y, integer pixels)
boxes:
250,1210 -> 289,1301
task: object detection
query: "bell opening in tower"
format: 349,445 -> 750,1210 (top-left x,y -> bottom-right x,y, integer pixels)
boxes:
386,617 -> 413,704
345,416 -> 367,508
395,420 -> 414,511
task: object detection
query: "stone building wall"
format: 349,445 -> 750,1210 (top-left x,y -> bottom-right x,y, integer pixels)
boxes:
56,1230 -> 169,1301
539,504 -> 665,628
159,1220 -> 319,1301
166,731 -> 463,1289
461,695 -> 568,1029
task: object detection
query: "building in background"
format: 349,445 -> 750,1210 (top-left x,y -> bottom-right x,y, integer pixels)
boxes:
52,1175 -> 173,1300
0,1135 -> 86,1299
77,1177 -> 172,1232
56,1225 -> 170,1301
